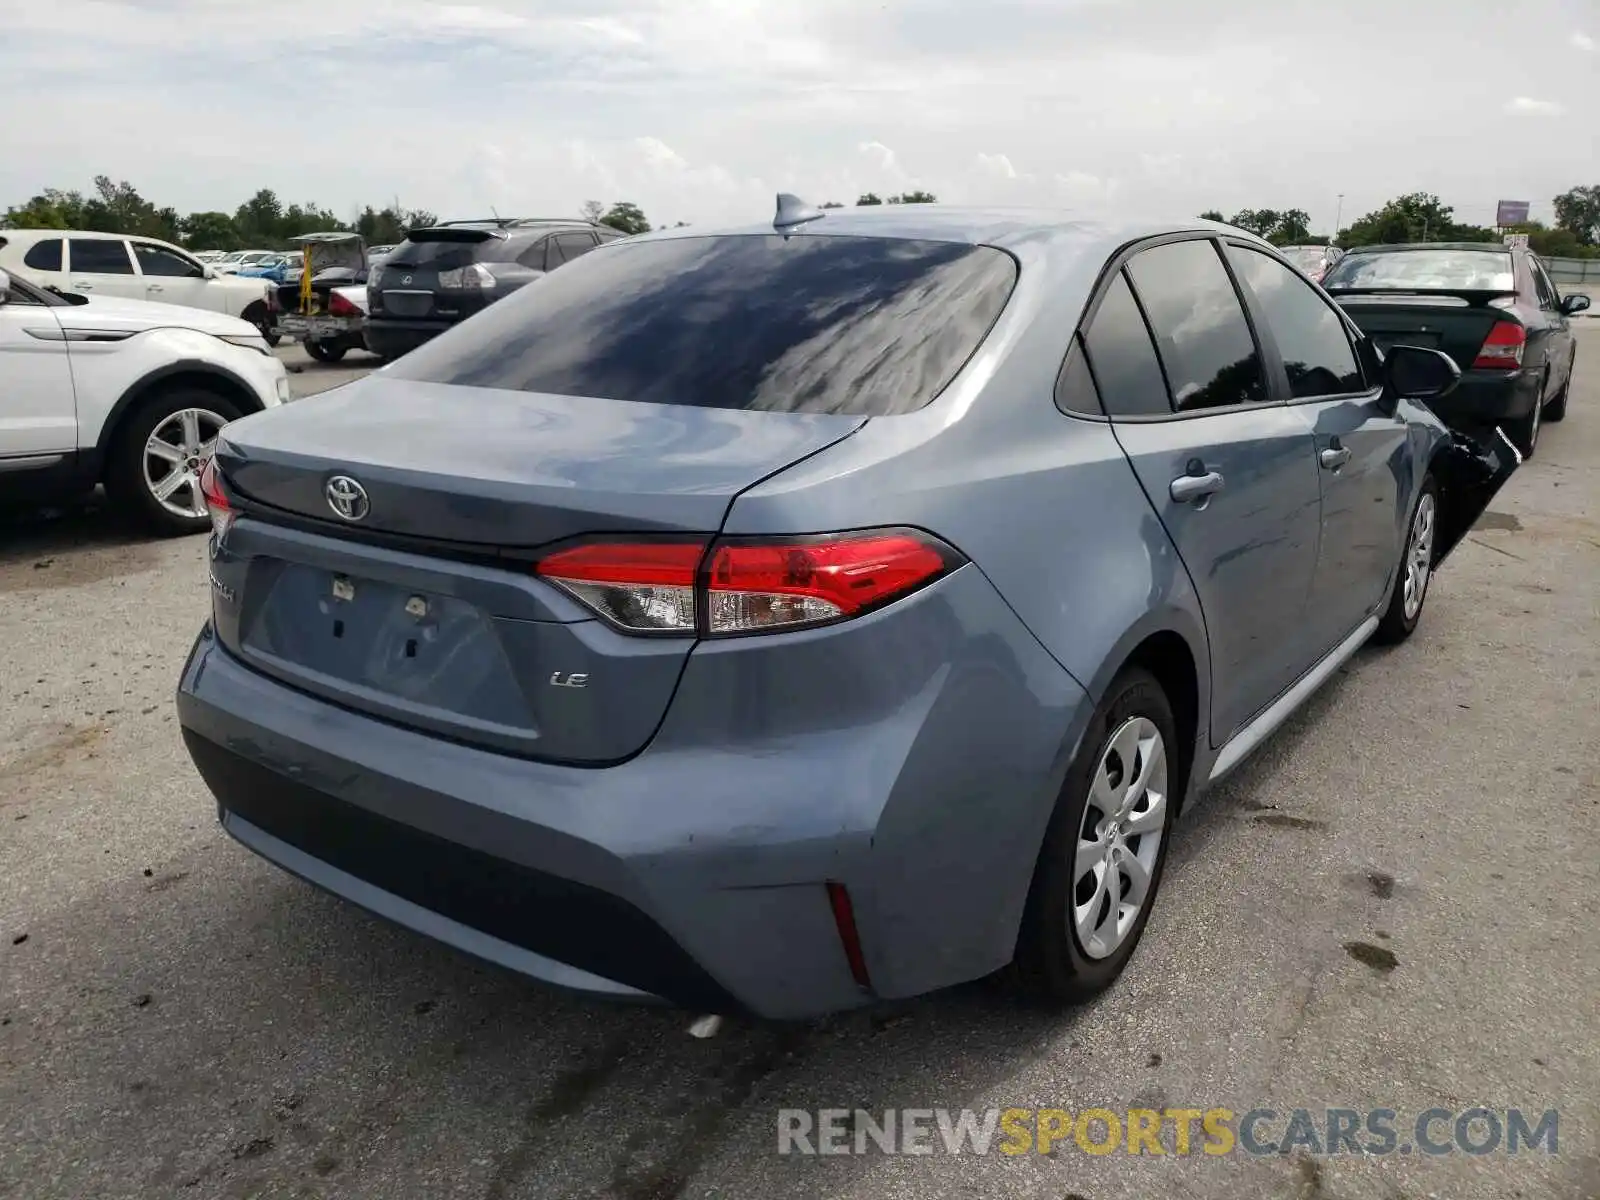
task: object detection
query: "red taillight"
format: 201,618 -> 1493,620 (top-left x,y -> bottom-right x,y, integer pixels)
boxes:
533,528 -> 959,637
1472,321 -> 1526,370
535,541 -> 704,633
198,455 -> 234,538
328,291 -> 360,317
826,881 -> 872,989
705,531 -> 954,635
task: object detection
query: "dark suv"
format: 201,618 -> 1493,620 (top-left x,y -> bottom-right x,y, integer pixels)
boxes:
364,218 -> 625,359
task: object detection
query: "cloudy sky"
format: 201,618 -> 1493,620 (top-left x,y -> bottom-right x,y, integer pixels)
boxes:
2,0 -> 1594,233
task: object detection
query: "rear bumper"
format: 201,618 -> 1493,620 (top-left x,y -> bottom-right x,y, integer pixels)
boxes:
1428,368 -> 1541,427
176,568 -> 1091,1019
362,317 -> 452,358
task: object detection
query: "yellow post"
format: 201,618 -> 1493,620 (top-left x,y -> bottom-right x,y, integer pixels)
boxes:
299,244 -> 314,315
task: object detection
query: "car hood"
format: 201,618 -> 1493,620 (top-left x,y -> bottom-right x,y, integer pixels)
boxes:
52,292 -> 260,339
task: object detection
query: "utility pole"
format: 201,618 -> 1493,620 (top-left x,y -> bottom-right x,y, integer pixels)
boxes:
1333,193 -> 1344,242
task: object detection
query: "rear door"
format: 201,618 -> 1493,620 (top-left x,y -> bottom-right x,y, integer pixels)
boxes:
1088,236 -> 1324,744
1227,242 -> 1407,657
15,236 -> 69,291
1528,255 -> 1573,396
64,238 -> 144,300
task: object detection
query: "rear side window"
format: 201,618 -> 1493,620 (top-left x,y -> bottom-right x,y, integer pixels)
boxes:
1127,239 -> 1268,412
389,235 -> 1019,416
23,238 -> 64,271
68,239 -> 134,274
1226,246 -> 1364,398
549,232 -> 598,268
1079,272 -> 1171,417
1322,249 -> 1514,292
1529,259 -> 1558,310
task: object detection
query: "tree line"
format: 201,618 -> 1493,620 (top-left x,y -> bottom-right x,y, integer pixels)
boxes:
1202,185 -> 1600,257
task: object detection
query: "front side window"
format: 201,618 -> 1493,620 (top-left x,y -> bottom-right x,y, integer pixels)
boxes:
68,239 -> 134,275
1079,271 -> 1171,417
390,234 -> 1018,416
1126,239 -> 1268,412
553,232 -> 598,266
1227,246 -> 1364,399
133,242 -> 204,278
23,239 -> 64,271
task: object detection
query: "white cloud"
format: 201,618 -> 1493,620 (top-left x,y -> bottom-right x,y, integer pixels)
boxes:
1503,96 -> 1566,116
1,0 -> 1594,238
1570,31 -> 1595,52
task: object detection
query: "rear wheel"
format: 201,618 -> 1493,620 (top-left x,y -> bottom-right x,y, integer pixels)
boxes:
105,389 -> 242,536
1013,667 -> 1178,1003
304,339 -> 347,363
1374,474 -> 1438,645
1543,351 -> 1574,422
242,302 -> 281,347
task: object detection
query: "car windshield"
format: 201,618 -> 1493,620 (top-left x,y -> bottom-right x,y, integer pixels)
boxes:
1323,249 -> 1515,292
389,234 -> 1019,417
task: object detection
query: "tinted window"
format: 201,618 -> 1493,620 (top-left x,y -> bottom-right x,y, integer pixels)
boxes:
1529,259 -> 1557,309
1322,249 -> 1514,292
68,239 -> 133,274
133,242 -> 204,278
1080,272 -> 1171,417
23,238 -> 63,271
388,234 -> 507,271
516,238 -> 550,270
1227,246 -> 1363,399
554,233 -> 597,265
1054,337 -> 1103,417
391,235 -> 1018,416
1127,239 -> 1268,412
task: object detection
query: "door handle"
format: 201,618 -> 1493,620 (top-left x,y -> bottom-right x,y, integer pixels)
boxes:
1320,445 -> 1352,470
72,281 -> 94,290
1170,470 -> 1225,504
148,283 -> 164,292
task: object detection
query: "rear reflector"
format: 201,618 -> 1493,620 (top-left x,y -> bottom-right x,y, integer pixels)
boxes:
198,456 -> 234,538
1472,321 -> 1526,370
533,528 -> 961,637
826,881 -> 872,989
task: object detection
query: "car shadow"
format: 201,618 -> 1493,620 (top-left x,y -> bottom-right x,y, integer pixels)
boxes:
0,491 -> 170,564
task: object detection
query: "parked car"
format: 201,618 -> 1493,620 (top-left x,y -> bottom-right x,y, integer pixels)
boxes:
1322,242 -> 1589,456
179,203 -> 1515,1020
0,230 -> 279,345
193,250 -> 228,264
0,267 -> 290,533
362,217 -> 623,359
272,232 -> 373,362
211,250 -> 279,275
1280,244 -> 1344,283
238,251 -> 303,283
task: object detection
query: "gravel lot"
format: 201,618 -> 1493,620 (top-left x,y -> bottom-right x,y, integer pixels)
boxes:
2,331 -> 1597,1200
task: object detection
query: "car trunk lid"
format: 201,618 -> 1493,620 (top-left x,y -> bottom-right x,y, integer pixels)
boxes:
206,378 -> 865,762
1328,289 -> 1520,371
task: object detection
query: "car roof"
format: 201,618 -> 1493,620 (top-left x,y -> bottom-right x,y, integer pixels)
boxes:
1344,242 -> 1512,254
621,204 -> 1255,258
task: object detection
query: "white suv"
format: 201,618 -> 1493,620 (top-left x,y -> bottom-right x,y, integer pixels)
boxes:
0,230 -> 281,345
0,267 -> 291,535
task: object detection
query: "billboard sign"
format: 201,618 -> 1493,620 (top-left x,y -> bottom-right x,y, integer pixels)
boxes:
1496,200 -> 1531,226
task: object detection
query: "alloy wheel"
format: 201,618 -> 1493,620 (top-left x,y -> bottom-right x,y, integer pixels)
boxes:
1072,716 -> 1168,959
142,407 -> 227,521
1402,492 -> 1436,621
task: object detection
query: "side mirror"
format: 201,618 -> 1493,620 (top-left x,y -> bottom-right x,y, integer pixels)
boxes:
1561,293 -> 1591,316
202,265 -> 216,280
0,268 -> 10,304
1384,344 -> 1461,402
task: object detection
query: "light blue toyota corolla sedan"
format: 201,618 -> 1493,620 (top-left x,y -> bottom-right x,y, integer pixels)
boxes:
177,201 -> 1514,1019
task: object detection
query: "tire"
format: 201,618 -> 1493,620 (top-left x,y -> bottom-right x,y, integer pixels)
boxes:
1508,374 -> 1544,458
105,388 -> 243,536
1543,351 -> 1573,422
1013,667 -> 1179,1003
1373,474 -> 1439,645
242,302 -> 281,348
304,339 -> 346,363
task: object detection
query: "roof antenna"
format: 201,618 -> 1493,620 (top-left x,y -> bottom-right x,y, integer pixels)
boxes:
773,193 -> 825,238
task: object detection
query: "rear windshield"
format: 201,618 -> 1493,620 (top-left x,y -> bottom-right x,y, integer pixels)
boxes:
1322,249 -> 1514,292
387,233 -> 516,269
388,234 -> 1018,416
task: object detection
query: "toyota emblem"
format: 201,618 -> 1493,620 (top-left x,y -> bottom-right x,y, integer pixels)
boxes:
325,475 -> 370,522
